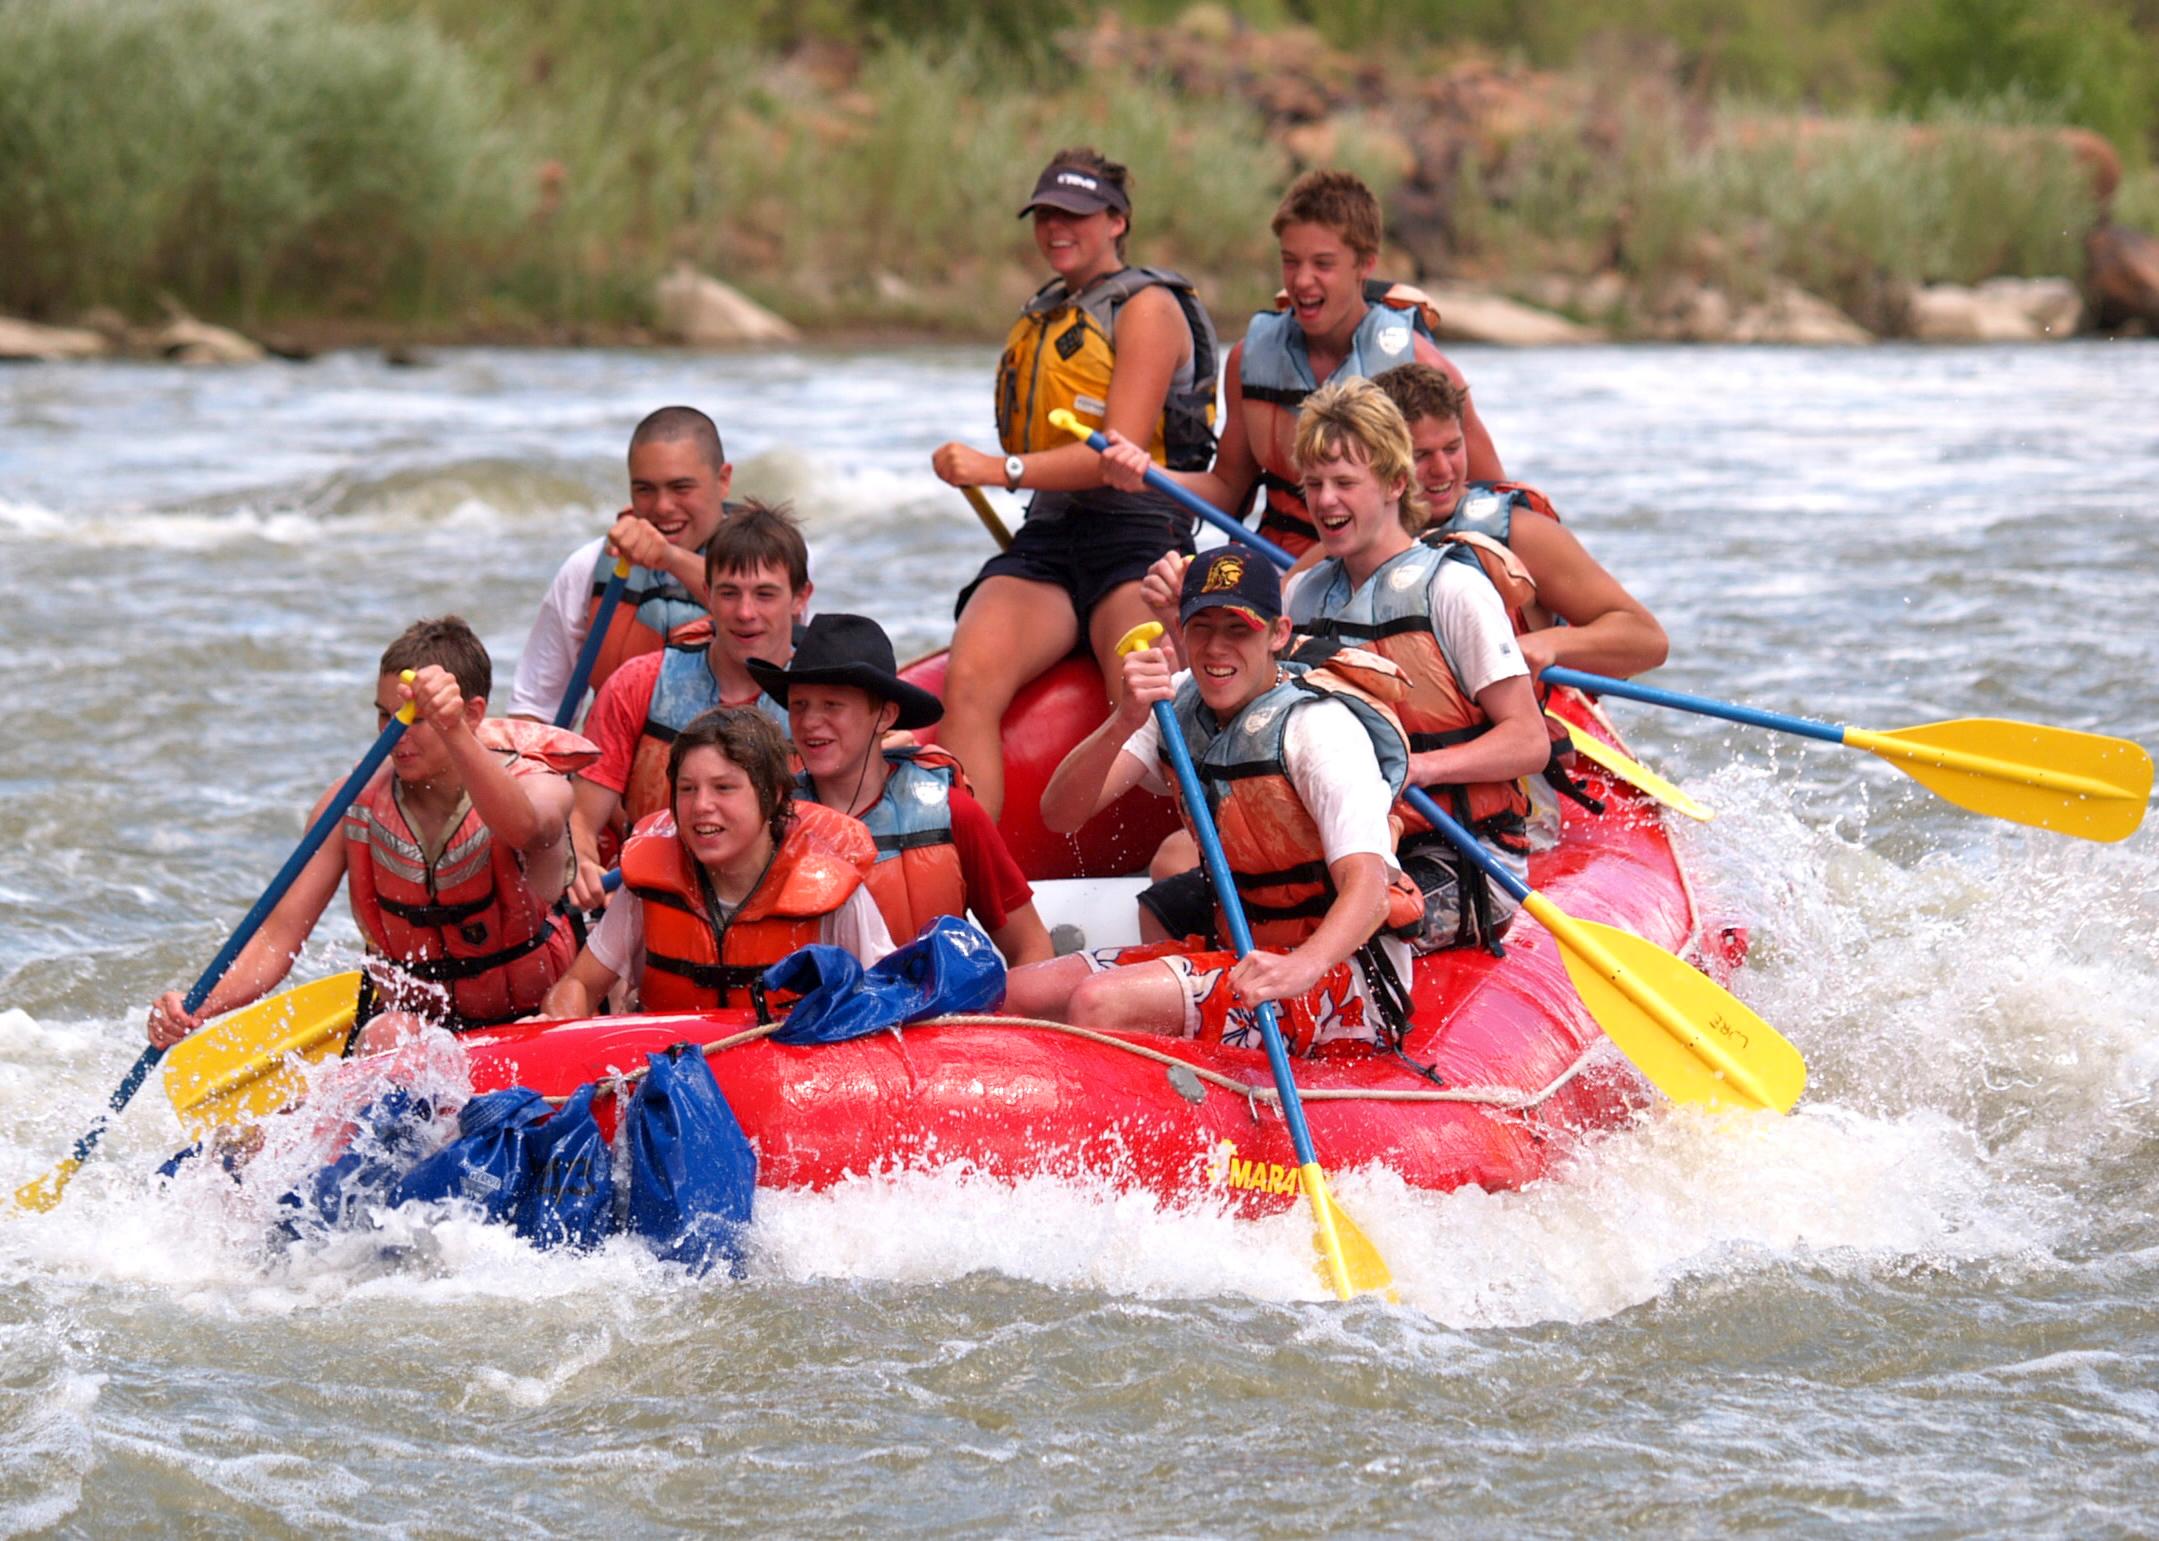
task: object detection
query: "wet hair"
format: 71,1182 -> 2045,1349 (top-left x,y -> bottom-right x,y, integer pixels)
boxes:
1292,377 -> 1430,534
705,498 -> 810,593
629,405 -> 726,473
1371,362 -> 1470,430
1271,169 -> 1383,262
667,708 -> 795,846
1042,145 -> 1132,259
379,615 -> 491,703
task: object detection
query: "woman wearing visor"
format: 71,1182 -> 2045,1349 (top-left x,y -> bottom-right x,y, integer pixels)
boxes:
930,148 -> 1220,819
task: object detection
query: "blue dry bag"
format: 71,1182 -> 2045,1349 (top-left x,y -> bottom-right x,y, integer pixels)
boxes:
274,1087 -> 438,1239
765,914 -> 1006,1045
625,1045 -> 755,1276
513,1082 -> 616,1252
388,1085 -> 551,1223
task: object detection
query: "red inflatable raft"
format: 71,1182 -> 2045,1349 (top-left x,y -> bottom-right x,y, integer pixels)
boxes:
461,660 -> 1742,1214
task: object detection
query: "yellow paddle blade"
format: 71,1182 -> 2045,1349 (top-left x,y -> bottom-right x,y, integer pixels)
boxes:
1552,715 -> 1714,822
13,1157 -> 81,1213
1523,895 -> 1804,1113
161,972 -> 361,1138
1847,719 -> 2153,843
1300,1164 -> 1395,1302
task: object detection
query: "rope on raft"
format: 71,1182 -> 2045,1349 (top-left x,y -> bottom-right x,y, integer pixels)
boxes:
541,1013 -> 1605,1114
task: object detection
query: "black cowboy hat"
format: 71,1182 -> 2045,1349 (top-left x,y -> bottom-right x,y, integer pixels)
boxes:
745,613 -> 944,731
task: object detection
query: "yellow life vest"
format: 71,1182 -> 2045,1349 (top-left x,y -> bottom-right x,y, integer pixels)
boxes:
996,267 -> 1218,471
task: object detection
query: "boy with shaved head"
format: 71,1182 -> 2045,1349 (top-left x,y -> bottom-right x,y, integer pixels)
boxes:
510,405 -> 737,722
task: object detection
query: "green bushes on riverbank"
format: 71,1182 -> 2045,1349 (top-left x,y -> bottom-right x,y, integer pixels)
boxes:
1,0 -> 2148,340
0,0 -> 512,322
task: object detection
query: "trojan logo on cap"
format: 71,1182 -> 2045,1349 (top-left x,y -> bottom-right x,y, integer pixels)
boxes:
1178,542 -> 1282,627
1200,553 -> 1246,594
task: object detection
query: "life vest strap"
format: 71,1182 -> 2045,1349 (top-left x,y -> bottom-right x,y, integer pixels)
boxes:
628,883 -> 702,916
389,924 -> 555,985
377,890 -> 494,929
1407,725 -> 1485,752
872,827 -> 957,855
1243,382 -> 1309,409
642,953 -> 768,993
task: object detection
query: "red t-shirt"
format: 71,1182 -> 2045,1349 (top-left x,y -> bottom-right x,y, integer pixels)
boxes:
580,650 -> 664,795
946,786 -> 1033,931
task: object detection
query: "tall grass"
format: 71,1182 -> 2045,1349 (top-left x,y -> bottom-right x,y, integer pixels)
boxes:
0,0 -> 516,321
1454,97 -> 2098,325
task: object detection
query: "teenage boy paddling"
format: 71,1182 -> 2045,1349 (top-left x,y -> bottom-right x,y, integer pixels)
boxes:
1115,379 -> 1548,954
148,618 -> 592,1054
510,405 -> 736,721
748,614 -> 1054,967
1004,548 -> 1425,1051
1373,363 -> 1666,681
568,501 -> 808,908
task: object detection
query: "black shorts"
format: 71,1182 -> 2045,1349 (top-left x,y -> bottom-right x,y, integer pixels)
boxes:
1137,866 -> 1217,943
955,489 -> 1194,626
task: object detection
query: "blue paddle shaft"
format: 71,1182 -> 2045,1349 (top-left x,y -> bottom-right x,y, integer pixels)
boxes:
1148,698 -> 1323,1171
1541,666 -> 1846,745
555,563 -> 629,727
181,713 -> 411,1017
1074,427 -> 1296,571
65,711 -> 413,1174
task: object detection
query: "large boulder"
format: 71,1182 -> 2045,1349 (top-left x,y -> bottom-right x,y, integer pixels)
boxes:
2086,225 -> 2159,331
654,264 -> 801,348
1907,277 -> 2081,342
1419,283 -> 1603,345
0,316 -> 111,361
154,314 -> 267,364
1726,283 -> 1873,345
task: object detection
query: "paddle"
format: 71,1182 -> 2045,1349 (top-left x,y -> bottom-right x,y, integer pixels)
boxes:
961,487 -> 1014,551
1401,786 -> 1803,1112
555,557 -> 630,726
163,870 -> 624,1137
1044,408 -> 1700,813
1541,667 -> 2152,844
1051,407 -> 1294,566
12,674 -> 419,1212
1117,623 -> 1392,1302
1552,714 -> 1713,823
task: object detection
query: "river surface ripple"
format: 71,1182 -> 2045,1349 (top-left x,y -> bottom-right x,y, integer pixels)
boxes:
0,342 -> 2154,1535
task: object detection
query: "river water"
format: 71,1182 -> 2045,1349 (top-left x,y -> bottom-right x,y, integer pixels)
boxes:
0,342 -> 2153,1534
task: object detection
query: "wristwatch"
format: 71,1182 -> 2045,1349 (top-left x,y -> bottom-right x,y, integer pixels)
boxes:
1003,454 -> 1025,491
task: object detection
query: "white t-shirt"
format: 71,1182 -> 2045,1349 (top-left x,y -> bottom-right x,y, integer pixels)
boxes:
1283,555 -> 1528,699
508,536 -> 608,721
1120,681 -> 1413,993
588,880 -> 895,991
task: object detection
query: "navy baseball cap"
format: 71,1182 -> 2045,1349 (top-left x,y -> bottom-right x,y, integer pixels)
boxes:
1018,162 -> 1131,218
1178,544 -> 1282,628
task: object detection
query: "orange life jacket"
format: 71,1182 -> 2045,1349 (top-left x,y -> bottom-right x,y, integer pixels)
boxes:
1285,541 -> 1535,846
342,719 -> 596,1030
1241,281 -> 1445,557
622,800 -> 877,1018
797,746 -> 970,948
1160,649 -> 1426,959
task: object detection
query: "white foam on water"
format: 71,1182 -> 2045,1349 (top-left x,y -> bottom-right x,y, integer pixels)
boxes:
2,760 -> 2146,1327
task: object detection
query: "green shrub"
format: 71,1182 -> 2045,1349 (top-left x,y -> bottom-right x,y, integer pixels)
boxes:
0,0 -> 516,320
1881,0 -> 2157,164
